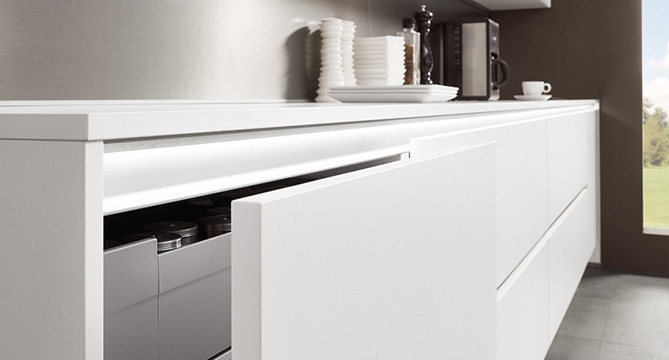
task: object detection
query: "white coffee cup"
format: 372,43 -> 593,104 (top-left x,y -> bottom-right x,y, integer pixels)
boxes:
522,81 -> 552,96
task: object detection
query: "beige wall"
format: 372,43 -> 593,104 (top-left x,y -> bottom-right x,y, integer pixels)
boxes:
493,0 -> 669,273
0,0 -> 481,101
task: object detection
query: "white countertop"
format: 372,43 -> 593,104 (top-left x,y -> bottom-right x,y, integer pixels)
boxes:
0,99 -> 598,141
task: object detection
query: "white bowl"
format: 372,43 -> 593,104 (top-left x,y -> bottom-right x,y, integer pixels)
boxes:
321,17 -> 344,23
319,80 -> 345,87
321,27 -> 344,34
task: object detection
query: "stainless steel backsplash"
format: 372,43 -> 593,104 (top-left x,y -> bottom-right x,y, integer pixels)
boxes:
0,0 -> 482,101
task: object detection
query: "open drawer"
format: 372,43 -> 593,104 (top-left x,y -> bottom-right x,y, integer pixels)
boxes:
158,233 -> 232,360
104,234 -> 231,360
232,142 -> 497,360
104,239 -> 159,360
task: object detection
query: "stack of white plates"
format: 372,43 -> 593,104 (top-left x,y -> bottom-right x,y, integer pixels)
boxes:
341,21 -> 356,86
316,18 -> 345,103
353,36 -> 405,86
328,85 -> 459,103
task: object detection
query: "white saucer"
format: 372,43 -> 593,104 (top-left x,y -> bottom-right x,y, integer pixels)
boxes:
514,94 -> 552,101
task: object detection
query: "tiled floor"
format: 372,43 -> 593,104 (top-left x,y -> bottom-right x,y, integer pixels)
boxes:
546,267 -> 669,359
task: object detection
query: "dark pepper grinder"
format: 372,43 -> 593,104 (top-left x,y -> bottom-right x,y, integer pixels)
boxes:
414,5 -> 434,85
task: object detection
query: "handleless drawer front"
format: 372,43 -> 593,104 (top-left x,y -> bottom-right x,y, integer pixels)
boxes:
547,110 -> 596,222
497,238 -> 549,360
548,189 -> 596,340
104,239 -> 159,360
158,234 -> 232,360
233,143 -> 497,360
410,119 -> 549,287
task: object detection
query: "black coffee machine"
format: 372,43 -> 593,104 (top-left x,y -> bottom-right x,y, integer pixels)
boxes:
434,18 -> 510,100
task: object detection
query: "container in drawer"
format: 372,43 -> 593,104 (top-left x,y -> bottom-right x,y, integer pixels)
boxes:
104,238 -> 159,360
158,233 -> 232,360
157,232 -> 231,292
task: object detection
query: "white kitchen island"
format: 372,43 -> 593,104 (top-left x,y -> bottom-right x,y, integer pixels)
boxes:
0,100 -> 598,360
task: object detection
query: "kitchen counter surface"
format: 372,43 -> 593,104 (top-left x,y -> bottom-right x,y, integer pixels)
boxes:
0,99 -> 598,141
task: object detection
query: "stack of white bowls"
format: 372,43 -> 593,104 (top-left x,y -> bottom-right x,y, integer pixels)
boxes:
316,18 -> 345,103
341,21 -> 356,86
353,36 -> 406,86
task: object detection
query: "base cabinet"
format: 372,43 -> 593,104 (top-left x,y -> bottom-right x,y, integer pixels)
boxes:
0,101 -> 598,360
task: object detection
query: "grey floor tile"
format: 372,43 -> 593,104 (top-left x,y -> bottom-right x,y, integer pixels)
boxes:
545,335 -> 600,360
548,268 -> 669,359
575,268 -> 622,300
598,342 -> 669,360
602,298 -> 669,350
611,273 -> 669,304
557,295 -> 611,340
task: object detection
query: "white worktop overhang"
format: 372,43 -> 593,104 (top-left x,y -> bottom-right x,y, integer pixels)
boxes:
0,100 -> 599,141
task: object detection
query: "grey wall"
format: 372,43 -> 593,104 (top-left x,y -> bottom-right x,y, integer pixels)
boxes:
0,0 -> 482,101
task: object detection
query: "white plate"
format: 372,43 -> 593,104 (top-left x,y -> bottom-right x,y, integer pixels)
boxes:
329,91 -> 457,103
331,85 -> 459,93
514,94 -> 552,101
331,89 -> 458,95
330,91 -> 458,97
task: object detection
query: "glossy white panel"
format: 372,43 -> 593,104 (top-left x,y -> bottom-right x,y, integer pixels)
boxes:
588,111 -> 601,263
232,143 -> 497,360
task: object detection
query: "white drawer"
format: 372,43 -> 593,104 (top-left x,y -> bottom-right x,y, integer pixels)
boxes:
411,119 -> 549,287
547,110 -> 595,222
548,189 -> 596,340
497,238 -> 549,360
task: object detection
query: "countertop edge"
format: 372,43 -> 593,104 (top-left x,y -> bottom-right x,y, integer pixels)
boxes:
0,100 -> 599,141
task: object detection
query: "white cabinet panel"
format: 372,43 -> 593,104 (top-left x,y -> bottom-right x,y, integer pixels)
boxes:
0,140 -> 104,360
497,239 -> 549,360
411,120 -> 549,287
548,189 -> 597,339
232,143 -> 497,360
547,111 -> 596,223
